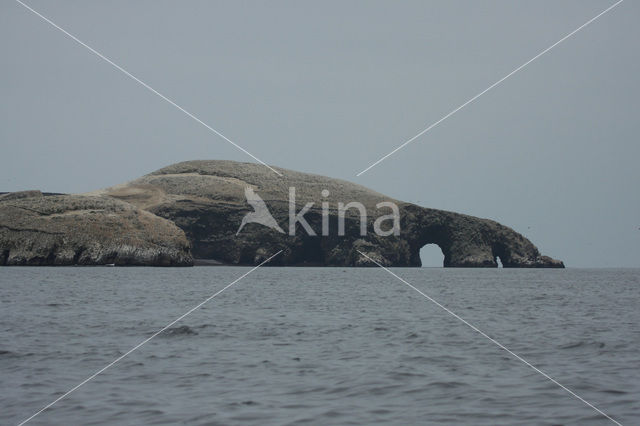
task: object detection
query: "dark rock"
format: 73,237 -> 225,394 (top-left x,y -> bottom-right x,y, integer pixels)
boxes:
0,194 -> 192,266
98,160 -> 563,268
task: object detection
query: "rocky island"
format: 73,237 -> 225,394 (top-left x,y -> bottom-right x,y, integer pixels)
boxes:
0,160 -> 564,267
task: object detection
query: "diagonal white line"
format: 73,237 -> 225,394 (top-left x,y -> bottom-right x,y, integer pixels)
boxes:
356,0 -> 624,176
15,0 -> 283,177
356,250 -> 622,425
17,250 -> 283,426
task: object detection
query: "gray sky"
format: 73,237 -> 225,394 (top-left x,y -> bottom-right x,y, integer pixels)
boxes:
1,0 -> 638,267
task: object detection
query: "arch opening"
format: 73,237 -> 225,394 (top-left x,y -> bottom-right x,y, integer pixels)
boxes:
492,243 -> 507,268
419,244 -> 445,267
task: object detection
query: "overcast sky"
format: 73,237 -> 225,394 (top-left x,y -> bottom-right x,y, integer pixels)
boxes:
1,0 -> 638,267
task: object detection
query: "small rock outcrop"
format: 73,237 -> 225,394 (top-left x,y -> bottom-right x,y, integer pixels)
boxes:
0,193 -> 192,266
96,160 -> 564,268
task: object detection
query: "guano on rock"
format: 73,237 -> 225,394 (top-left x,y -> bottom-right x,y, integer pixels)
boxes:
0,160 -> 564,268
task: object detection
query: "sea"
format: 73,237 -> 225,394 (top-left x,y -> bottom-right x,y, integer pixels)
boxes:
1,267 -> 639,425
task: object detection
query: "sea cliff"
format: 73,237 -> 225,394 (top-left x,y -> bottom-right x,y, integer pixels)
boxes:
1,161 -> 564,267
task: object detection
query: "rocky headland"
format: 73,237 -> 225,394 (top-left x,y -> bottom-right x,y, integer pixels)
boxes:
0,160 -> 564,267
0,192 -> 192,266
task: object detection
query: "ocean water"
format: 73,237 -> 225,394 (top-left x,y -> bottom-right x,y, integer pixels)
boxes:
1,267 -> 639,425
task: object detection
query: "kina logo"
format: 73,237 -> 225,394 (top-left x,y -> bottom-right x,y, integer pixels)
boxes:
236,186 -> 400,237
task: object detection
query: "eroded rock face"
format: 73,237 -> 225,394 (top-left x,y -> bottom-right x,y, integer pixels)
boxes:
98,160 -> 564,268
401,205 -> 564,268
0,193 -> 192,266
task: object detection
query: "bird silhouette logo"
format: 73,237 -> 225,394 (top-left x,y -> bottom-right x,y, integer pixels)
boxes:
236,187 -> 285,235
